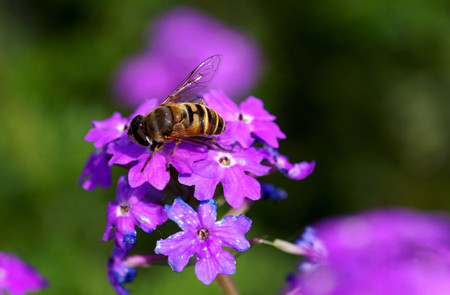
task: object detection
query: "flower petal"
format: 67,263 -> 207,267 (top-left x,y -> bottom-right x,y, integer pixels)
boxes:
165,197 -> 200,231
225,121 -> 254,148
251,120 -> 286,148
103,201 -> 119,242
198,200 -> 218,228
128,152 -> 170,190
155,231 -> 198,272
195,246 -> 236,285
178,162 -> 222,201
203,90 -> 240,122
131,201 -> 167,233
212,215 -> 252,251
239,96 -> 276,121
107,140 -> 147,166
78,149 -> 111,191
222,166 -> 261,208
286,161 -> 316,180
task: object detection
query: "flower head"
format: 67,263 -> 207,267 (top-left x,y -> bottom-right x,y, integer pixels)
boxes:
107,247 -> 137,295
0,252 -> 47,295
114,7 -> 262,107
178,146 -> 270,209
103,176 -> 168,251
285,209 -> 450,295
155,198 -> 252,285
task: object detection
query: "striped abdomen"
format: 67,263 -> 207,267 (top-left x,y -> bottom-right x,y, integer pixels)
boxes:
178,103 -> 225,136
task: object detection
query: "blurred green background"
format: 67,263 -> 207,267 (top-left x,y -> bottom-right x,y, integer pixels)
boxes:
0,0 -> 449,294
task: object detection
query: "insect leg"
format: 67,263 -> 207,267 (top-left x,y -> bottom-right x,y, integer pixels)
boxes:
166,140 -> 181,171
141,142 -> 164,172
141,152 -> 155,172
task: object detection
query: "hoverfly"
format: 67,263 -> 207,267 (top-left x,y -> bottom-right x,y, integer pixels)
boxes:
127,55 -> 226,171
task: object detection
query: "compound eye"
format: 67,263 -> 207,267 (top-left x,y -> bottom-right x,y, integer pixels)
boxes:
130,125 -> 150,147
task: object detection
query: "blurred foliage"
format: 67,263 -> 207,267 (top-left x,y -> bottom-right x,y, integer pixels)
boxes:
0,0 -> 449,294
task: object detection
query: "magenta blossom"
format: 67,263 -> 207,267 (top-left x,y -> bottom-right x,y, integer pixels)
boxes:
204,90 -> 286,148
78,149 -> 111,191
107,140 -> 207,190
107,247 -> 137,295
79,99 -> 159,191
284,209 -> 450,295
85,112 -> 128,149
261,144 -> 316,180
178,146 -> 270,209
113,6 -> 262,107
85,99 -> 159,150
103,176 -> 167,251
0,252 -> 47,295
155,198 -> 252,285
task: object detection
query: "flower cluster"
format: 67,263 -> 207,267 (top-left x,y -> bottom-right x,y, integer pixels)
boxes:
80,89 -> 314,293
0,251 -> 47,295
113,6 -> 263,107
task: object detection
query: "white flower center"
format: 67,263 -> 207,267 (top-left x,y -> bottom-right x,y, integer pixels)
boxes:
216,152 -> 236,167
238,113 -> 253,123
197,228 -> 210,241
118,202 -> 131,216
117,123 -> 126,132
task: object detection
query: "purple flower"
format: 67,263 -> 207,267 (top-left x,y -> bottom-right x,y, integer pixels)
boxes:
85,112 -> 128,149
204,90 -> 286,148
0,252 -> 47,295
113,6 -> 263,107
155,198 -> 252,285
78,149 -> 112,191
80,99 -> 159,191
84,99 -> 159,149
261,144 -> 315,180
295,227 -> 327,272
107,140 -> 206,190
107,247 -> 136,295
285,209 -> 450,295
178,146 -> 270,209
103,176 -> 168,251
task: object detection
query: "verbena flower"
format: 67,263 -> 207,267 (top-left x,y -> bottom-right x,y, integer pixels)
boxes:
80,99 -> 159,191
78,149 -> 111,191
284,209 -> 450,295
113,6 -> 263,107
85,112 -> 128,149
204,90 -> 286,148
295,227 -> 327,272
178,146 -> 270,208
85,99 -> 159,150
0,252 -> 47,295
261,144 -> 316,180
107,140 -> 206,190
103,176 -> 167,251
107,247 -> 137,295
155,198 -> 252,285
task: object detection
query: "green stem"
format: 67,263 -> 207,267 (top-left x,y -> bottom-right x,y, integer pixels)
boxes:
216,274 -> 239,295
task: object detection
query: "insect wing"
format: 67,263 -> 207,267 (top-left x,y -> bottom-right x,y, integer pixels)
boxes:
161,55 -> 223,105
